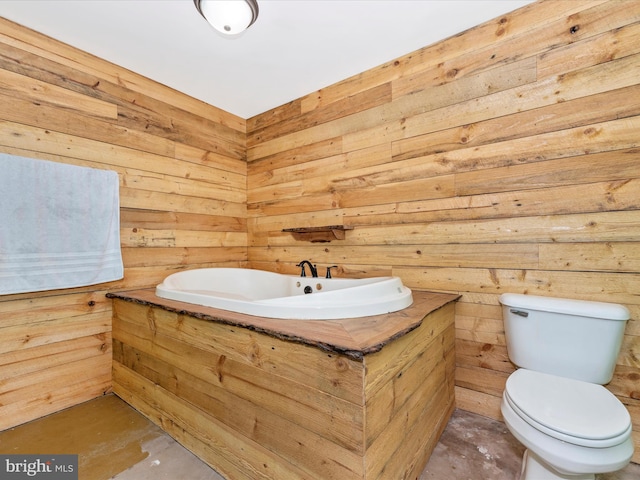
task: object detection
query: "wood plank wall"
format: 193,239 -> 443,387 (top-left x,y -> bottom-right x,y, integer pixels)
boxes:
0,18 -> 247,429
245,0 -> 640,463
1,0 -> 639,467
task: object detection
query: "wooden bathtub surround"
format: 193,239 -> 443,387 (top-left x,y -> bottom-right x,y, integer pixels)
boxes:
110,290 -> 458,479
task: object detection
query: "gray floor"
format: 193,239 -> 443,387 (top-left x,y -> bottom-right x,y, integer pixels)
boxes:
421,410 -> 639,480
113,408 -> 640,480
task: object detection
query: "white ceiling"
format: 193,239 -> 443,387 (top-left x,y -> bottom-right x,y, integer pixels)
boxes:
1,0 -> 533,119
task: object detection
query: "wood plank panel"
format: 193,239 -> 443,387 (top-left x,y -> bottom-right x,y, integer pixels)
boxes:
248,83 -> 392,146
391,87 -> 640,162
113,362 -> 312,480
391,0 -> 633,98
342,57 -> 538,154
0,15 -> 246,431
249,144 -> 389,190
539,242 -> 640,273
121,246 -> 246,267
112,293 -> 455,479
346,210 -> 640,245
121,229 -> 247,248
0,353 -> 112,430
455,149 -> 640,196
0,93 -> 176,158
0,68 -> 117,119
246,1 -> 640,465
345,116 -> 640,190
371,382 -> 453,480
277,0 -> 607,120
412,50 -> 639,136
454,385 -> 503,420
0,121 -> 242,191
537,19 -> 640,79
112,328 -> 364,453
112,299 -> 364,404
113,342 -> 364,478
248,56 -> 537,160
365,303 -> 455,398
119,186 -> 246,217
248,244 -> 539,270
120,208 -> 246,232
0,312 -> 110,355
398,267 -> 640,304
365,325 -> 455,446
0,19 -> 245,133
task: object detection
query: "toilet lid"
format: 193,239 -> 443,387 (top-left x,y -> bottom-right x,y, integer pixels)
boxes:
505,369 -> 631,443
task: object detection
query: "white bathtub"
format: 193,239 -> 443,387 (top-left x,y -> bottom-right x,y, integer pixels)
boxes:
155,268 -> 413,320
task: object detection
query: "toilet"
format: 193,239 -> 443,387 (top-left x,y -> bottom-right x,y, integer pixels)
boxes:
499,293 -> 634,480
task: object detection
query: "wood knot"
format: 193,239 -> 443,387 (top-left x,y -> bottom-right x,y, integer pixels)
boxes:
216,355 -> 227,383
583,127 -> 599,138
335,357 -> 349,372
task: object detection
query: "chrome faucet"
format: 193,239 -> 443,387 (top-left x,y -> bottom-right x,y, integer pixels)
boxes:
296,260 -> 318,278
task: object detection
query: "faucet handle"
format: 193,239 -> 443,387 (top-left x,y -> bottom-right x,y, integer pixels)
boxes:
325,266 -> 338,278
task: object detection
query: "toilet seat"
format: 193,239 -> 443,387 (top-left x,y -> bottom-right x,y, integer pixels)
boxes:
505,369 -> 631,448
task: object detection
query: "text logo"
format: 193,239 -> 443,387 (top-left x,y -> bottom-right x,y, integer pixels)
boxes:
1,455 -> 78,479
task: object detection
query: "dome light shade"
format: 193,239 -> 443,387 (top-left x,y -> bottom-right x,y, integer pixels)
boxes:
194,0 -> 259,36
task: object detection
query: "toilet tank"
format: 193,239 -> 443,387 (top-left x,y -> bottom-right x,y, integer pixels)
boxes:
499,293 -> 629,384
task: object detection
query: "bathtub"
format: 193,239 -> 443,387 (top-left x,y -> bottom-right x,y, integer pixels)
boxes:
155,268 -> 413,320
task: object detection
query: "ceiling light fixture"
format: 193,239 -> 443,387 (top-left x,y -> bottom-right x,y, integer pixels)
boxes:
194,0 -> 259,36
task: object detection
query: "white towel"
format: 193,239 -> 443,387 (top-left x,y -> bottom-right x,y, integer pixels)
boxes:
0,154 -> 123,294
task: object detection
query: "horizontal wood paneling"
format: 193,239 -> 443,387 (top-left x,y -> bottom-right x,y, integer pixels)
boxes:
2,0 -> 639,468
0,17 -> 247,428
246,0 -> 640,464
112,303 -> 365,479
111,296 -> 455,479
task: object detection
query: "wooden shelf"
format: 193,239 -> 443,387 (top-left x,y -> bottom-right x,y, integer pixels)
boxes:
282,225 -> 353,242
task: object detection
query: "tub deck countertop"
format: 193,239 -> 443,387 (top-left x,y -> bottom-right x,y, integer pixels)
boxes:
108,289 -> 459,359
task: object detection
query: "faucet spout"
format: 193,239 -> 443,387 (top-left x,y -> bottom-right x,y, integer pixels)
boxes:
296,260 -> 318,278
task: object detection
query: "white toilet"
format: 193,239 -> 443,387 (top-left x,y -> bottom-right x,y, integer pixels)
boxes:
499,293 -> 634,480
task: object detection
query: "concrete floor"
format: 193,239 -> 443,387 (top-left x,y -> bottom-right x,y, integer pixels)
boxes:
0,394 -> 638,479
421,409 -> 639,480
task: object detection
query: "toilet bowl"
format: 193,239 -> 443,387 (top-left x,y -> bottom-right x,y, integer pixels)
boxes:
498,294 -> 634,479
502,369 -> 634,479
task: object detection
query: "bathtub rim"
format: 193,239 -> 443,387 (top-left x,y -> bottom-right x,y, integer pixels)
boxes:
155,267 -> 414,320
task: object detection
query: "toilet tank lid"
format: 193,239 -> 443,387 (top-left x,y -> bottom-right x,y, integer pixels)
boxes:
499,293 -> 630,321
